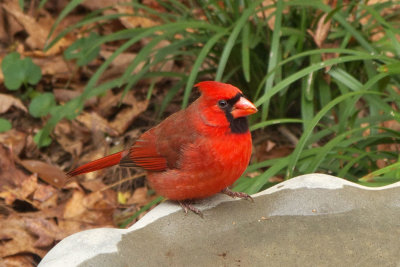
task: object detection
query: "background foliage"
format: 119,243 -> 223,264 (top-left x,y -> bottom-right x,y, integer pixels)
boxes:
0,0 -> 400,264
44,0 -> 400,189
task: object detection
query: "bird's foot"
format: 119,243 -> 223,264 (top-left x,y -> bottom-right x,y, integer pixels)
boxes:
179,201 -> 203,218
221,188 -> 254,202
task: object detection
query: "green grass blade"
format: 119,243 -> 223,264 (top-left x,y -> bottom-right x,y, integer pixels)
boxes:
261,0 -> 284,121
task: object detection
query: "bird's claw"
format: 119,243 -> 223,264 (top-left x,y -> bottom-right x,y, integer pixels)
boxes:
179,201 -> 204,218
221,188 -> 254,202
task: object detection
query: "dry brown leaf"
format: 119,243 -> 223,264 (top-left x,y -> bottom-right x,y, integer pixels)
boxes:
23,217 -> 59,248
0,146 -> 31,196
82,0 -> 126,10
0,191 -> 17,205
256,0 -> 289,30
53,88 -> 81,102
53,88 -> 97,107
100,50 -> 138,69
269,176 -> 284,183
17,174 -> 37,200
2,1 -> 48,50
265,140 -> 276,152
0,173 -> 37,205
0,129 -> 27,156
114,5 -> 160,29
308,13 -> 331,48
99,51 -> 145,83
63,190 -> 86,219
2,254 -> 36,267
307,12 -> 338,70
127,187 -> 148,205
110,95 -> 149,134
257,0 -> 276,30
0,93 -> 27,114
33,184 -> 57,203
80,179 -> 108,192
0,2 -> 24,42
0,216 -> 48,258
2,0 -> 72,55
31,56 -> 70,77
63,189 -> 116,226
19,160 -> 68,188
0,8 -> 9,44
54,120 -> 83,156
255,141 -> 293,162
142,0 -> 166,12
76,112 -> 119,137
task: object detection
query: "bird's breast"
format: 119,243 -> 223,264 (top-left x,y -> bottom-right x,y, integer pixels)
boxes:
147,132 -> 252,200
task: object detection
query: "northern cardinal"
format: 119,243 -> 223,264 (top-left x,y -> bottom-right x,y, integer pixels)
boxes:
68,81 -> 257,214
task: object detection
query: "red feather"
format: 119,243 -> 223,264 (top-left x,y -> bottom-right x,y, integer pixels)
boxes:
67,151 -> 125,176
67,81 -> 257,201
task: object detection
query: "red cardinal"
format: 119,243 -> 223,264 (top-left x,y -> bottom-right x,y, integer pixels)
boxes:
68,81 -> 257,214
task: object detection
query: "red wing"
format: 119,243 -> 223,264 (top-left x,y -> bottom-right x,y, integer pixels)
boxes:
120,109 -> 199,172
120,130 -> 168,171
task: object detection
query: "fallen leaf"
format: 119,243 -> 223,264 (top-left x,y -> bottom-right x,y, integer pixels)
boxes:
308,13 -> 331,48
117,191 -> 130,204
110,95 -> 149,134
2,1 -> 48,50
2,254 -> 37,267
53,88 -> 97,107
54,120 -> 83,156
0,2 -> 24,46
0,129 -> 27,156
0,216 -> 47,258
0,93 -> 27,114
127,187 -> 148,205
80,179 -> 108,192
33,184 -> 57,203
33,184 -> 58,210
0,174 -> 37,205
256,0 -> 289,30
19,160 -> 68,188
63,190 -> 86,219
31,55 -> 70,77
307,12 -> 339,70
23,217 -> 59,248
62,189 -> 116,226
0,146 -> 31,198
114,5 -> 160,29
99,51 -> 144,83
0,8 -> 9,44
255,141 -> 293,162
2,0 -> 72,55
76,112 -> 119,137
81,0 -> 124,10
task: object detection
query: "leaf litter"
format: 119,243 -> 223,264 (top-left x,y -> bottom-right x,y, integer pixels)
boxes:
0,1 -> 162,265
0,1 -> 398,266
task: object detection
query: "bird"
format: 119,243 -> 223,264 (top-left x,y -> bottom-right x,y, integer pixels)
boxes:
67,81 -> 257,215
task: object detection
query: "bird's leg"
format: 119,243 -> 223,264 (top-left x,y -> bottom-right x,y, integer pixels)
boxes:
221,188 -> 254,202
179,201 -> 204,218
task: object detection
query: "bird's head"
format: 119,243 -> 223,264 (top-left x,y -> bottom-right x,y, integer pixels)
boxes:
195,81 -> 257,134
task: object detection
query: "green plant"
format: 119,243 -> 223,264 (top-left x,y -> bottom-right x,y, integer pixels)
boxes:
64,32 -> 101,66
1,52 -> 41,91
28,93 -> 57,118
0,52 -> 65,146
43,0 -> 400,192
0,118 -> 12,133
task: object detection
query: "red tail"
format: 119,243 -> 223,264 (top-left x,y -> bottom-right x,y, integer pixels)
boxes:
67,151 -> 125,176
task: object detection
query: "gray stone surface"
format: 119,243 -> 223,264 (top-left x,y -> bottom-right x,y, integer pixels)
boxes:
39,174 -> 400,267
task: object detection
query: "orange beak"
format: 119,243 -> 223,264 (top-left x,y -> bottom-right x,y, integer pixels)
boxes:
231,97 -> 258,118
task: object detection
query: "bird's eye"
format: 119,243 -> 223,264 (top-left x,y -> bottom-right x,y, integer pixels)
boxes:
218,100 -> 228,108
